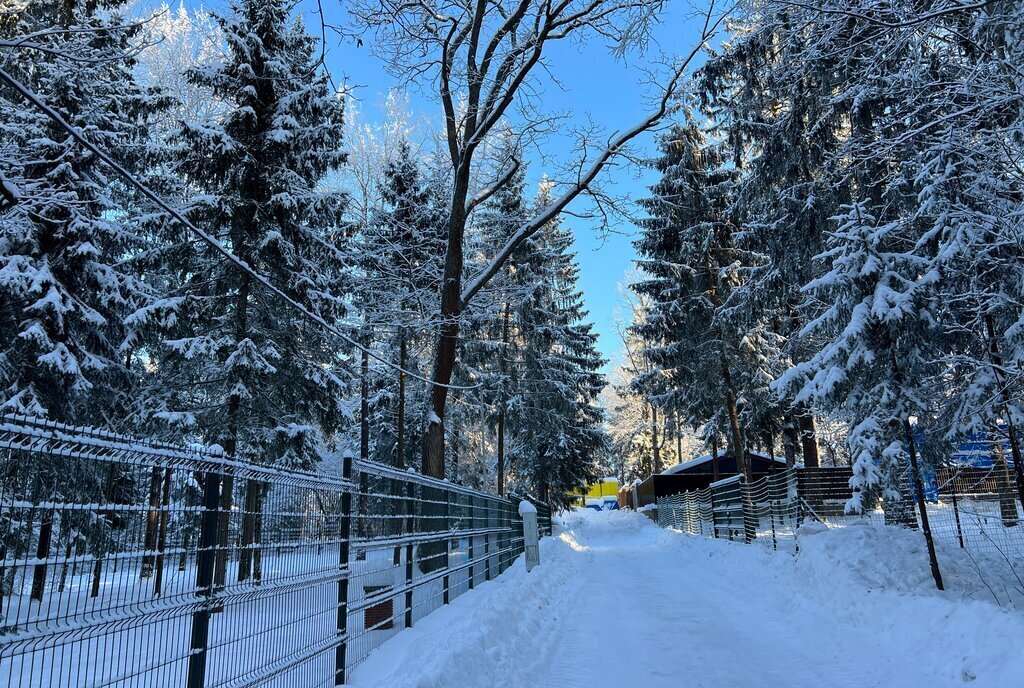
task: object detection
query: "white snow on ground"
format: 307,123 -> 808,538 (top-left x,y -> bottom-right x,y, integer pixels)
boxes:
350,509 -> 1024,688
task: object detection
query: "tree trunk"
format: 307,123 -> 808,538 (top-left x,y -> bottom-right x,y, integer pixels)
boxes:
154,468 -> 172,596
216,267 -> 251,590
651,405 -> 661,475
238,479 -> 265,581
397,328 -> 407,468
422,167 -> 473,479
213,473 -> 233,591
496,410 -> 506,496
781,412 -> 799,467
711,433 -> 720,483
902,419 -> 944,591
452,398 -> 461,481
30,509 -> 53,601
91,464 -> 117,597
675,412 -> 683,463
496,303 -> 510,496
796,405 -> 820,468
141,466 -> 162,579
983,314 -> 1024,508
361,347 -> 370,463
991,437 -> 1019,527
720,357 -> 750,482
57,528 -> 73,593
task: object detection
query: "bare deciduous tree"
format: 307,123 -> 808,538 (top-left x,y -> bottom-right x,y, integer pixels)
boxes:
349,0 -> 724,477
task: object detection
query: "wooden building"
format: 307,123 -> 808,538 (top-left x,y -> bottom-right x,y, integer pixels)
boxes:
633,451 -> 787,508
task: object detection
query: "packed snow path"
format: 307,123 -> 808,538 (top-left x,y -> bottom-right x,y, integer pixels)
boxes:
351,510 -> 1024,688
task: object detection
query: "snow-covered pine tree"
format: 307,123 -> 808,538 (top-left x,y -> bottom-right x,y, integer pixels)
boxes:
699,1 -> 853,467
0,0 -> 167,423
357,139 -> 446,468
904,2 -> 1024,508
760,0 -> 1024,587
459,141 -> 530,493
130,0 -> 351,582
0,0 -> 172,600
631,122 -> 755,480
775,194 -> 948,587
505,179 -> 606,505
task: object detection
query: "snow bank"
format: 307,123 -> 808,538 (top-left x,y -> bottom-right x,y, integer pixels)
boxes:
654,519 -> 1024,686
794,522 -> 1024,606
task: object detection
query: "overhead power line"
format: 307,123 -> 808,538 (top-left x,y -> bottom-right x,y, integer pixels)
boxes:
0,65 -> 478,391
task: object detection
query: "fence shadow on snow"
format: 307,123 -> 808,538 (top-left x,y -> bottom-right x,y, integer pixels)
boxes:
0,414 -> 551,687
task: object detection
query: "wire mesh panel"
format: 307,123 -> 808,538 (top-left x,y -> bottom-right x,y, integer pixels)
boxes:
0,414 -> 354,688
656,494 -> 680,529
743,472 -> 800,552
342,460 -> 532,669
652,464 -> 1024,583
710,476 -> 750,542
0,416 -> 550,687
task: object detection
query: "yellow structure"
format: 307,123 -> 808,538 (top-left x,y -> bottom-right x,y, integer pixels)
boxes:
570,477 -> 620,509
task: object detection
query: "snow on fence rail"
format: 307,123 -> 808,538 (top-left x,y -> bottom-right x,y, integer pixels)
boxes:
656,466 -> 1024,567
0,414 -> 551,687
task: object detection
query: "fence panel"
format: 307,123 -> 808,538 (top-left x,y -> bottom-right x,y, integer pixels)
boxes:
710,476 -> 749,542
743,472 -> 800,552
652,465 -> 1024,592
0,415 -> 550,687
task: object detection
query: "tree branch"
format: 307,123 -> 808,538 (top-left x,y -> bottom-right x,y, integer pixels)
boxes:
0,66 -> 479,391
461,7 -> 722,307
465,157 -> 522,213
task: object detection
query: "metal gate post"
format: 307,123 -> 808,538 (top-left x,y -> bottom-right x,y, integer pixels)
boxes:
442,490 -> 451,604
404,481 -> 414,628
187,470 -> 222,688
485,498 -> 492,581
336,452 -> 353,685
709,488 -> 718,539
467,496 -> 475,591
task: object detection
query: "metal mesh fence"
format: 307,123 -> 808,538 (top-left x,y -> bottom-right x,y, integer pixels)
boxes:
656,465 -> 1024,566
0,415 -> 551,687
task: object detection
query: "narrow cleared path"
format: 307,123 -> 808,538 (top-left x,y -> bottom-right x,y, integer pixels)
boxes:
350,510 -> 1024,688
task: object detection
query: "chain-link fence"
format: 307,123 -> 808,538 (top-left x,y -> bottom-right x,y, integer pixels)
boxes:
0,415 -> 551,687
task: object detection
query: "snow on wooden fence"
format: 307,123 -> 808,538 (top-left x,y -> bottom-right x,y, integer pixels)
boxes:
0,414 -> 551,687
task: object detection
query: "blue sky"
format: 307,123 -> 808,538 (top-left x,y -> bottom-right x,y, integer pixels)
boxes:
304,0 -> 709,371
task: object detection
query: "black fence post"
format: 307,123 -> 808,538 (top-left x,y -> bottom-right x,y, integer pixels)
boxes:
467,496 -> 475,591
485,497 -> 492,582
187,469 -> 222,688
443,489 -> 451,604
336,452 -> 353,686
709,487 -> 718,539
404,481 -> 414,628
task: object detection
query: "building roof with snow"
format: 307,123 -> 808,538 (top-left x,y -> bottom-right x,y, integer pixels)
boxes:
630,450 -> 788,508
659,450 -> 786,476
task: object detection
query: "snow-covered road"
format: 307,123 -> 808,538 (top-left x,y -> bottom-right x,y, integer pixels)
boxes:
350,510 -> 1024,688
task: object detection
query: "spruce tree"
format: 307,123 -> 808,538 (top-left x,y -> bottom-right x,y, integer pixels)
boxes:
0,0 -> 166,423
0,0 -> 171,599
631,123 -> 754,479
506,180 -> 606,504
131,0 -> 351,581
359,140 -> 446,468
699,4 -> 852,466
